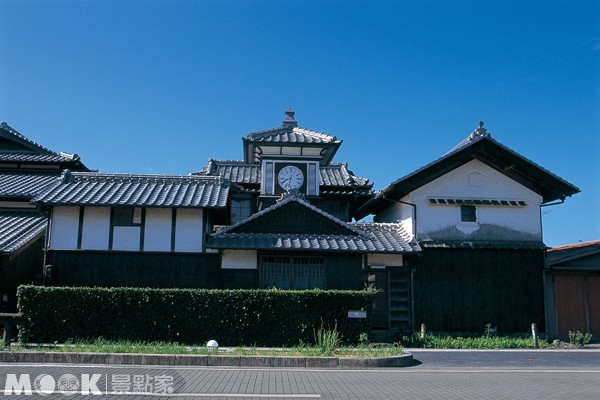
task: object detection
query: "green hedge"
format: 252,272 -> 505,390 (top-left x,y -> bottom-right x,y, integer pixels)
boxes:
17,286 -> 374,346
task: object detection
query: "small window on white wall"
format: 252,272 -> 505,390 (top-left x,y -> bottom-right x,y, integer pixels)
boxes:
113,207 -> 142,226
461,205 -> 477,222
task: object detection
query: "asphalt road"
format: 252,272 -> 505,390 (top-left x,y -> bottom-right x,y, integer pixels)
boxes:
1,350 -> 598,399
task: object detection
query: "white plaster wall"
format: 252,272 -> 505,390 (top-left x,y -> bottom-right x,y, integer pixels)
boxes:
374,200 -> 414,240
377,160 -> 543,240
49,206 -> 79,250
81,207 -> 110,250
222,249 -> 257,269
144,208 -> 172,252
174,208 -> 204,252
112,227 -> 141,251
367,254 -> 403,267
416,161 -> 542,238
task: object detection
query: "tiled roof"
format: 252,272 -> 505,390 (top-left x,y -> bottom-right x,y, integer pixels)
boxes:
357,125 -> 580,218
200,160 -> 261,185
34,172 -> 230,208
0,172 -> 62,198
197,160 -> 372,192
0,153 -> 79,163
320,164 -> 371,188
0,210 -> 46,254
207,230 -> 418,253
208,223 -> 419,253
208,196 -> 419,253
0,122 -> 87,167
419,240 -> 547,250
245,126 -> 339,144
351,223 -> 421,252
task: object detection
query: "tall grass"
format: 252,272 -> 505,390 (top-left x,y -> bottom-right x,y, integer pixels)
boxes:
314,322 -> 341,355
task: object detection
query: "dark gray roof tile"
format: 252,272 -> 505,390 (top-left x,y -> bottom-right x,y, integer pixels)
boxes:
0,172 -> 61,198
34,172 -> 230,208
0,210 -> 46,254
245,126 -> 339,144
197,160 -> 372,191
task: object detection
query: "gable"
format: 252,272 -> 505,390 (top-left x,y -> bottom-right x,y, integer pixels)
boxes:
229,200 -> 357,236
412,160 -> 542,204
0,122 -> 55,155
357,134 -> 579,219
0,137 -> 33,152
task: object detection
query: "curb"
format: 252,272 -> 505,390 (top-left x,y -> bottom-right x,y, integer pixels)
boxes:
0,351 -> 413,368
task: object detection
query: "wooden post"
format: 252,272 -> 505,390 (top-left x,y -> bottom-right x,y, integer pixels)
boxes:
2,320 -> 13,347
531,323 -> 539,349
420,323 -> 426,340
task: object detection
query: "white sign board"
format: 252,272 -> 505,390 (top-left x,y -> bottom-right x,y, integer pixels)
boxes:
347,310 -> 367,319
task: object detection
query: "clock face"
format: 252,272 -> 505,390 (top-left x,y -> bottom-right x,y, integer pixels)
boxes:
278,165 -> 304,190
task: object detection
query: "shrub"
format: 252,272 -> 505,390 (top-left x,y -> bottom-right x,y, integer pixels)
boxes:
568,330 -> 592,347
17,285 -> 373,346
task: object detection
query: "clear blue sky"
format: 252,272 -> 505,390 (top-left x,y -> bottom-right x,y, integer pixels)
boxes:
1,0 -> 598,246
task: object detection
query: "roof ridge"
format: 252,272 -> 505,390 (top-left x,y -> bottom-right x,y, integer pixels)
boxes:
65,171 -> 225,183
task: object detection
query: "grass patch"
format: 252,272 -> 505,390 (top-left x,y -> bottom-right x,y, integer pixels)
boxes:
7,338 -> 404,357
401,333 -> 541,349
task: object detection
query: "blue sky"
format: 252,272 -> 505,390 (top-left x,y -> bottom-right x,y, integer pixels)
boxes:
1,0 -> 598,246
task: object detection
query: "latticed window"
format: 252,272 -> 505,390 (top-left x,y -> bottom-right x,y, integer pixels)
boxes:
259,255 -> 326,289
230,198 -> 252,224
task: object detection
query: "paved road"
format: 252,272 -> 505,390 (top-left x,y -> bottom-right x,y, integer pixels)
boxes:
1,350 -> 598,399
409,348 -> 600,369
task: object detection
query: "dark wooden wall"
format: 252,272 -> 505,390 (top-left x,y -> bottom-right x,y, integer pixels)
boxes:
47,251 -> 222,289
414,248 -> 545,333
45,251 -> 364,291
0,237 -> 45,312
325,254 -> 364,290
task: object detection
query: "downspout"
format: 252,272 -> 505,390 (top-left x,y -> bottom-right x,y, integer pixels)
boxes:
41,206 -> 52,286
540,196 -> 565,336
381,195 -> 417,240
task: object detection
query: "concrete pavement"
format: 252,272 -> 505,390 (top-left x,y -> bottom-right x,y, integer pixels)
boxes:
1,350 -> 599,399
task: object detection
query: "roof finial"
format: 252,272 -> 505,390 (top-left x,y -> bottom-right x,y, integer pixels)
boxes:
282,108 -> 298,128
470,120 -> 490,140
61,169 -> 73,183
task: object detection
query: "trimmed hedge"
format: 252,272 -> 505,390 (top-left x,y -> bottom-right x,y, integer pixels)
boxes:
17,286 -> 374,346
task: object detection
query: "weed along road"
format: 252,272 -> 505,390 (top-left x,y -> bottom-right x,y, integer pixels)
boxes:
1,350 -> 599,399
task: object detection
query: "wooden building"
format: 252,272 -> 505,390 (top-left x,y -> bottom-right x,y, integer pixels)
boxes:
33,111 -> 421,333
25,113 -> 580,335
35,173 -> 231,288
0,122 -> 89,311
545,241 -> 600,337
357,122 -> 580,333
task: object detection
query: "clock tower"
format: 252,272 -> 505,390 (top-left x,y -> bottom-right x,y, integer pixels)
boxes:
197,109 -> 373,222
241,109 -> 342,202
